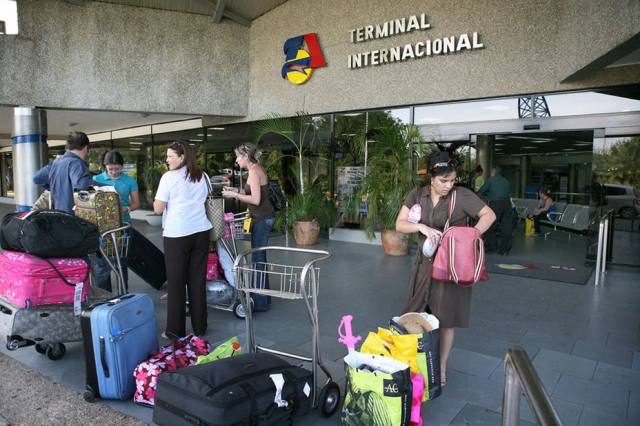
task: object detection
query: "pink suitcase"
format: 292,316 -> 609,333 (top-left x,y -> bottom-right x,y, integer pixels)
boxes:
0,250 -> 90,309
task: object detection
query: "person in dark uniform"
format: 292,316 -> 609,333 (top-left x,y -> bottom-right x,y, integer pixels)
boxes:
396,151 -> 496,388
478,166 -> 514,255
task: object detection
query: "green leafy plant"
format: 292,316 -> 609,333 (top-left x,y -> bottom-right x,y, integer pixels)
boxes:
275,188 -> 338,233
350,123 -> 425,239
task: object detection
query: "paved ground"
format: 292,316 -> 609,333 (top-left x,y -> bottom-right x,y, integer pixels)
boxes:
0,203 -> 639,425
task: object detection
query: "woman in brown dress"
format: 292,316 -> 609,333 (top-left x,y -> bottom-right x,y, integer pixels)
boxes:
395,151 -> 496,387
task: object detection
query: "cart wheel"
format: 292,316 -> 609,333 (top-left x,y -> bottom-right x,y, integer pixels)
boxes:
83,390 -> 96,403
318,381 -> 340,417
233,299 -> 254,319
46,343 -> 66,360
35,343 -> 48,354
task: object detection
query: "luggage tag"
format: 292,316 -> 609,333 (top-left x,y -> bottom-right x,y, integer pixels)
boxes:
269,374 -> 289,408
73,282 -> 84,316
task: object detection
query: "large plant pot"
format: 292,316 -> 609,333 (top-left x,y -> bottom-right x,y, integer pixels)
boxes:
293,220 -> 320,246
381,230 -> 409,256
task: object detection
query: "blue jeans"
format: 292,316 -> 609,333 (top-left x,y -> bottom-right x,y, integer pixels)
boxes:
251,213 -> 275,311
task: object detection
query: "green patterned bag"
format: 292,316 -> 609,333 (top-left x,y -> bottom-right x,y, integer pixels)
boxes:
196,336 -> 241,365
341,351 -> 412,426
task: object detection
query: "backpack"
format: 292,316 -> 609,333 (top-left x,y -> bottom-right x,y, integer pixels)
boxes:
267,180 -> 286,211
431,189 -> 488,287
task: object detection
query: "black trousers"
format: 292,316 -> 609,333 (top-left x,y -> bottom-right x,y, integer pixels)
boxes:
485,199 -> 515,254
164,230 -> 209,337
533,212 -> 545,233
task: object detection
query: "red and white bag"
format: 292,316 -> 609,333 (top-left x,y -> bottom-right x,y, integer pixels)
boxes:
431,190 -> 488,287
133,334 -> 210,406
206,252 -> 219,281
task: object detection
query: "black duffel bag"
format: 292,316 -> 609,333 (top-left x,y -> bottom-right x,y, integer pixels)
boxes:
0,209 -> 100,258
153,352 -> 313,426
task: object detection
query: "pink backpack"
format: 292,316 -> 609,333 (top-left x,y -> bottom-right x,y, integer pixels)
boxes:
431,190 -> 488,287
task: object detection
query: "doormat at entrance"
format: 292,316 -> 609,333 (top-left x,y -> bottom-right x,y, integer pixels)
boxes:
485,257 -> 593,285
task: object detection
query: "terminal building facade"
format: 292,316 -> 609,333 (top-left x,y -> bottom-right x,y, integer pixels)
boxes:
0,0 -> 638,222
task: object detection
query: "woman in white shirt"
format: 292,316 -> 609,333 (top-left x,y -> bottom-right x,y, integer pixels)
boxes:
154,140 -> 212,339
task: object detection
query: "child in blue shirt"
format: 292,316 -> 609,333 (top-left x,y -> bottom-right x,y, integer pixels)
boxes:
92,151 -> 139,291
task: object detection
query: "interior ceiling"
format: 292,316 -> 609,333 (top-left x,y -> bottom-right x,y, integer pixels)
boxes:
493,131 -> 594,156
93,0 -> 288,21
0,106 -> 199,145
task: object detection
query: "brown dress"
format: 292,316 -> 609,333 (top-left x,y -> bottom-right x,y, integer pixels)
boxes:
402,186 -> 486,328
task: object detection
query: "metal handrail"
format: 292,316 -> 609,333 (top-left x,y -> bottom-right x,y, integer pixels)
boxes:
594,209 -> 615,286
502,346 -> 562,426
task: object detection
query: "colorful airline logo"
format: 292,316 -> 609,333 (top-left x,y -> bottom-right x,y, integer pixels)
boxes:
281,33 -> 326,85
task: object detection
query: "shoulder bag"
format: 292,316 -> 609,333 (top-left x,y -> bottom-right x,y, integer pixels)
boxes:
203,173 -> 226,242
431,189 -> 488,287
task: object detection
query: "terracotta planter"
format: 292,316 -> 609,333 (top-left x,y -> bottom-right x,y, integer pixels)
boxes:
381,230 -> 409,256
293,220 -> 320,246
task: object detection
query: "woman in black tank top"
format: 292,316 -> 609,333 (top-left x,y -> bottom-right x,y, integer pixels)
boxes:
222,143 -> 275,312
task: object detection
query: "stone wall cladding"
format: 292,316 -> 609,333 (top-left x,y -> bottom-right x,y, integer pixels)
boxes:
246,0 -> 640,120
0,0 -> 249,116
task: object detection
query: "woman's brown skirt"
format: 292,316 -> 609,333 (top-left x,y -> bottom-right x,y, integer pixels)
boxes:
403,252 -> 472,329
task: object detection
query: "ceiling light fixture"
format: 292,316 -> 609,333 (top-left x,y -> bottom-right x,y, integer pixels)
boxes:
210,127 -> 226,131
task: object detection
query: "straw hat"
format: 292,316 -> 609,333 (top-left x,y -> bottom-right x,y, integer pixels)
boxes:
396,312 -> 433,334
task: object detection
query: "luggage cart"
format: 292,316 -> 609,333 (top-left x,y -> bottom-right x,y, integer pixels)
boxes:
4,226 -> 129,360
207,212 -> 252,319
95,224 -> 131,295
233,246 -> 341,417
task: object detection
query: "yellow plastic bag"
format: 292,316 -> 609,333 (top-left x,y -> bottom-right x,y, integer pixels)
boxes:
361,329 -> 419,374
525,217 -> 535,236
242,215 -> 252,234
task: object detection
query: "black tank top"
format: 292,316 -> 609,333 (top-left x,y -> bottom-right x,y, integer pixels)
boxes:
244,183 -> 274,222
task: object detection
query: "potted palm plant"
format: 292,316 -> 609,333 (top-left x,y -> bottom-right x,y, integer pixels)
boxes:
254,113 -> 336,245
351,122 -> 425,255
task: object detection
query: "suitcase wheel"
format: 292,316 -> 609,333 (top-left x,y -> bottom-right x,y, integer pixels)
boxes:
35,343 -> 48,354
83,389 -> 96,403
233,299 -> 253,320
46,343 -> 66,361
318,381 -> 340,417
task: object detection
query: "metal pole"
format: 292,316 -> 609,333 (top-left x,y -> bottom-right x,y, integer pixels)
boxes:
602,217 -> 609,273
502,361 -> 521,426
594,220 -> 604,286
12,107 -> 48,211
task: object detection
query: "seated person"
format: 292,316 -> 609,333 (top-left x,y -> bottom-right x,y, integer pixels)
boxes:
529,187 -> 555,234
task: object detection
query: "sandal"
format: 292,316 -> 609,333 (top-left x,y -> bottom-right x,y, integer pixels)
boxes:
441,370 -> 447,388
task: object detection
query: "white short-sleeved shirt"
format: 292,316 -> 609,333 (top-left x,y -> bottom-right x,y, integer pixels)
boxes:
155,167 -> 212,238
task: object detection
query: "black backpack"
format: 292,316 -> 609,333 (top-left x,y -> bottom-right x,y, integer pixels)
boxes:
267,180 -> 287,211
0,210 -> 100,258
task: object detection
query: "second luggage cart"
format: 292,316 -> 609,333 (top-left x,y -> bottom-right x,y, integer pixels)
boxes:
233,246 -> 341,417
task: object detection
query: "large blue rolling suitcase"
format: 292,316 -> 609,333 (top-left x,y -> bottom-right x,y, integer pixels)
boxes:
81,293 -> 158,402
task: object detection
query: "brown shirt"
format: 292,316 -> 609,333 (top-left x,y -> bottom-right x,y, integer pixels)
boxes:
403,185 -> 485,232
245,183 -> 274,222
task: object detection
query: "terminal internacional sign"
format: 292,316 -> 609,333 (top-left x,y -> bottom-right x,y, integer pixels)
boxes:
347,13 -> 484,69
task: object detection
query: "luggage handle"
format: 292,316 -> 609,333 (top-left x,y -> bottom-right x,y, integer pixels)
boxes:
99,336 -> 110,378
43,257 -> 91,288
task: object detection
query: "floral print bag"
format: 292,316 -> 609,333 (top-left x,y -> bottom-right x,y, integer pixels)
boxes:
133,334 -> 211,406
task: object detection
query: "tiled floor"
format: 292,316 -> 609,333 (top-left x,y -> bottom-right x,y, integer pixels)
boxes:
1,203 -> 639,425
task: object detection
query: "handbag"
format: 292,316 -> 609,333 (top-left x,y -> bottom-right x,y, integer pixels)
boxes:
431,189 -> 488,287
267,179 -> 286,211
203,173 -> 225,242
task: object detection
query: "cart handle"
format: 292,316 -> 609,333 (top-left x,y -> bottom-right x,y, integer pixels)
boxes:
100,223 -> 132,241
232,246 -> 331,270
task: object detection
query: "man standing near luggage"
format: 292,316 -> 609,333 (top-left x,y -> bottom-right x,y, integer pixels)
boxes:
478,166 -> 514,255
47,131 -> 94,213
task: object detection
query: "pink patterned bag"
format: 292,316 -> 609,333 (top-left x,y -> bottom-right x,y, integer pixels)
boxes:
431,190 -> 488,287
133,334 -> 210,406
206,252 -> 219,281
0,250 -> 89,308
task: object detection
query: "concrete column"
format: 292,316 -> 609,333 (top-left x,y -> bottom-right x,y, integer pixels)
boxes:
476,135 -> 494,179
520,156 -> 530,198
12,107 -> 48,211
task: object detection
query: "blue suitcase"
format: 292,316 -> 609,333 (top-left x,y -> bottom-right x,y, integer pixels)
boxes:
81,293 -> 158,402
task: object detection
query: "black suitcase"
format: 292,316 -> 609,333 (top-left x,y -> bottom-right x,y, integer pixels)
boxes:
0,210 -> 99,258
126,227 -> 166,289
153,352 -> 313,426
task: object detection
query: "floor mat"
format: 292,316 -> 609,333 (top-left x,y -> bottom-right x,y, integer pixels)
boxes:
485,256 -> 593,285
